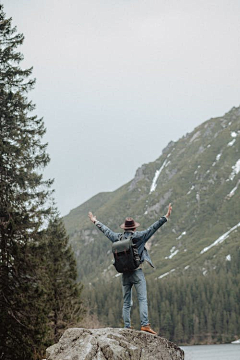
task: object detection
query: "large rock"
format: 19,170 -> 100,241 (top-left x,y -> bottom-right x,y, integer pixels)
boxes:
46,327 -> 184,360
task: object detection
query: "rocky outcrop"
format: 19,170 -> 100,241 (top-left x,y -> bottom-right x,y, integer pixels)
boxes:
46,327 -> 184,360
145,189 -> 172,216
128,165 -> 147,191
162,140 -> 175,154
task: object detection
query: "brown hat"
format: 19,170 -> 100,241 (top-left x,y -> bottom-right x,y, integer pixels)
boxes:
120,217 -> 140,230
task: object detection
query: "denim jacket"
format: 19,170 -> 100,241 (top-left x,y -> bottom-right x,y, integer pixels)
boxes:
95,216 -> 167,268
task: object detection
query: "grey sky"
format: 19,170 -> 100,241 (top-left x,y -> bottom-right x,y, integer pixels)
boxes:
3,0 -> 240,216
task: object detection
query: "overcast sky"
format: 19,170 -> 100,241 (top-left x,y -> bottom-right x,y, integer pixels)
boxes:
3,0 -> 240,216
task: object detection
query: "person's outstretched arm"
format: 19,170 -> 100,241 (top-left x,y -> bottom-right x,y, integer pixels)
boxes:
138,203 -> 172,243
88,212 -> 119,243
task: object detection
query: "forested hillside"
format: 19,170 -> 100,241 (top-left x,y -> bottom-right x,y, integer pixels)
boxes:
83,246 -> 240,345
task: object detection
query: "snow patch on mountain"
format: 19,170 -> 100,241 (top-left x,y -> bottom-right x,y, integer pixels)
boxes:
165,246 -> 179,259
226,254 -> 231,261
212,153 -> 223,166
149,159 -> 169,193
196,192 -> 200,202
229,159 -> 240,181
158,269 -> 175,279
226,180 -> 240,198
187,185 -> 195,195
228,139 -> 236,147
176,231 -> 186,240
200,222 -> 240,254
202,268 -> 207,276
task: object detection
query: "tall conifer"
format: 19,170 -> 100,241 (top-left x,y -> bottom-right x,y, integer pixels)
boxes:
44,216 -> 84,343
0,5 -> 53,359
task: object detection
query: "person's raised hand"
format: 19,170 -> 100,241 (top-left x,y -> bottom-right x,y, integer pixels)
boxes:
165,203 -> 172,219
88,212 -> 97,223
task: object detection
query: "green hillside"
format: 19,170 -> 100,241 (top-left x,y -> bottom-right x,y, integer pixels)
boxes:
64,106 -> 240,284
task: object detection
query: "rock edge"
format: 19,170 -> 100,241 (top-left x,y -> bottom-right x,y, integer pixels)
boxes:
46,327 -> 184,360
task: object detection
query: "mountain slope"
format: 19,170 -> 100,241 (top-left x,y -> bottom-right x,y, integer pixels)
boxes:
63,106 -> 240,283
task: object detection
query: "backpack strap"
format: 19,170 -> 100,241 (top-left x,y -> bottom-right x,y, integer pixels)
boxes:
122,232 -> 134,241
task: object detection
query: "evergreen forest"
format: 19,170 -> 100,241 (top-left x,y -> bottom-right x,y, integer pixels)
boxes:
0,6 -> 84,359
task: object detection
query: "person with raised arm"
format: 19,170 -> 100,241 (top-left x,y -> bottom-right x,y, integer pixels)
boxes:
88,203 -> 172,334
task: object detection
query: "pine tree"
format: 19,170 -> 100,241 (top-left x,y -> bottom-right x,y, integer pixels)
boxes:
44,216 -> 85,343
174,314 -> 184,343
162,311 -> 172,339
0,5 -> 53,359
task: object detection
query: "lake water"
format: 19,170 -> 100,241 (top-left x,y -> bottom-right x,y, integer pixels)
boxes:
180,344 -> 240,360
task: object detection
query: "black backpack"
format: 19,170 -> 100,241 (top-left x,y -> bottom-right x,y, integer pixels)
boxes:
112,234 -> 141,273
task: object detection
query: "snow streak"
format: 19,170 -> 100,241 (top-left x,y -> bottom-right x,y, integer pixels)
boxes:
149,159 -> 168,193
176,231 -> 186,240
200,222 -> 240,254
226,254 -> 231,261
229,159 -> 240,181
158,269 -> 175,279
228,139 -> 236,147
226,180 -> 240,198
165,246 -> 179,259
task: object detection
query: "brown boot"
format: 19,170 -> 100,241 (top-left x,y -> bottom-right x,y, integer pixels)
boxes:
141,324 -> 157,335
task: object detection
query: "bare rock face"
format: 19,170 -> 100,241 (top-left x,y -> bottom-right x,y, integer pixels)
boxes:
128,165 -> 146,191
46,327 -> 184,360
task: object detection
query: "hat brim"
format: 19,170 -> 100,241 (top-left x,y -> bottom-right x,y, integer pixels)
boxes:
120,222 -> 140,229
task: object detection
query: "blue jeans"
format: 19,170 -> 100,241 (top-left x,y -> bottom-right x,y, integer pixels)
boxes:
122,269 -> 149,328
